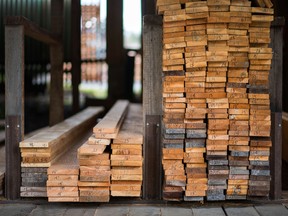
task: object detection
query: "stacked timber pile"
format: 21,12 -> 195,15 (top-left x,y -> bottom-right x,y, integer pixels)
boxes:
110,104 -> 143,197
248,2 -> 273,198
184,1 -> 208,202
77,140 -> 110,202
206,0 -> 230,201
47,139 -> 85,202
77,100 -> 131,202
160,0 -> 186,199
157,0 -> 273,201
19,107 -> 104,198
226,0 -> 251,200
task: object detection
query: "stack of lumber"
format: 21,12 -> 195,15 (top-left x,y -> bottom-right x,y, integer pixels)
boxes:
159,0 -> 186,201
20,167 -> 47,197
0,168 -> 4,196
19,107 -> 104,198
205,0 -> 230,201
226,0 -> 251,200
162,72 -> 186,201
77,140 -> 110,202
157,0 -> 273,201
77,100 -> 129,202
183,0 -> 208,202
248,4 -> 273,198
47,137 -> 86,202
110,104 -> 143,197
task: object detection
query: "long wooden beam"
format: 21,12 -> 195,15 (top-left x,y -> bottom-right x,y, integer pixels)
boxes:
4,16 -> 60,45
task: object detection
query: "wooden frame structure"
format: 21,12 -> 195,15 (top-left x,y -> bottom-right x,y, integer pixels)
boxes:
5,14 -> 62,199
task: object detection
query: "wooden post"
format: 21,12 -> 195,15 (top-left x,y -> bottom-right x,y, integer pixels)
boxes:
106,0 -> 126,100
270,17 -> 285,200
71,0 -> 81,113
142,0 -> 156,15
50,0 -> 64,126
5,25 -> 25,200
143,15 -> 163,200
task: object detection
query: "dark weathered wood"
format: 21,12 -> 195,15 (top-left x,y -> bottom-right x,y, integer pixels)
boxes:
270,17 -> 284,112
49,0 -> 64,126
71,0 -> 81,113
269,17 -> 284,200
142,0 -> 156,15
5,25 -> 25,200
143,15 -> 163,117
4,16 -> 60,45
270,112 -> 282,200
5,116 -> 22,200
143,115 -> 162,200
106,0 -> 126,99
143,15 -> 163,200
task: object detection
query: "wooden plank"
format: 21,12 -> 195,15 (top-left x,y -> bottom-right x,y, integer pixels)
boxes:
5,25 -> 24,200
71,0 -> 81,113
93,100 -> 129,137
269,18 -> 284,200
143,15 -> 163,200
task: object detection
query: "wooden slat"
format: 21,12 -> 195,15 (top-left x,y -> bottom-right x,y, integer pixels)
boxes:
93,100 -> 129,138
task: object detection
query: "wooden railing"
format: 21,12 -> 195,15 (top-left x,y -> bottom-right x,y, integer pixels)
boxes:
4,15 -> 62,200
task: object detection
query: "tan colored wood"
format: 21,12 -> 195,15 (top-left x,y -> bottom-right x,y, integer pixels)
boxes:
93,100 -> 129,137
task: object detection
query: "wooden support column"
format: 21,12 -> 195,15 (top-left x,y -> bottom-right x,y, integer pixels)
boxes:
50,0 -> 64,126
106,0 -> 126,100
270,17 -> 285,200
71,0 -> 81,113
142,0 -> 156,15
143,15 -> 163,200
5,25 -> 24,200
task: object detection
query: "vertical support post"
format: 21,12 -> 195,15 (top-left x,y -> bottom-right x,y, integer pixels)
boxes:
5,25 -> 24,200
71,0 -> 81,113
106,0 -> 125,100
269,17 -> 285,200
142,0 -> 156,15
50,0 -> 64,126
143,15 -> 163,199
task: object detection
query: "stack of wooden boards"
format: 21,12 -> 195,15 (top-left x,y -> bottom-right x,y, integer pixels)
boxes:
110,104 -> 143,197
19,107 -> 104,198
157,0 -> 273,201
47,141 -> 83,202
46,100 -> 143,202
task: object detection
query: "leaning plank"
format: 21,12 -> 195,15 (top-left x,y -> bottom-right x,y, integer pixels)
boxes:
93,100 -> 129,138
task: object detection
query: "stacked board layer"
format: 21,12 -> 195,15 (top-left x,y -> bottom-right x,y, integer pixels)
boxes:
19,107 -> 104,197
157,0 -> 273,201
